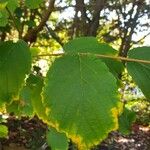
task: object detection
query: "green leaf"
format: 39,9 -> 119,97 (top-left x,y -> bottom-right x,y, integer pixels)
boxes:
127,47 -> 150,100
7,74 -> 47,118
6,86 -> 34,117
43,54 -> 121,148
25,0 -> 43,9
26,74 -> 48,121
47,127 -> 68,150
19,86 -> 34,117
118,108 -> 136,135
0,1 -> 8,11
7,0 -> 18,13
0,124 -> 8,138
6,100 -> 21,116
64,37 -> 124,79
25,20 -> 36,28
0,9 -> 8,27
6,75 -> 46,118
30,47 -> 40,57
15,7 -> 23,18
0,40 -> 31,104
0,0 -> 18,26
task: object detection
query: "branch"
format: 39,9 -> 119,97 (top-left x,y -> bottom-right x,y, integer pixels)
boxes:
0,31 -> 6,41
76,0 -> 89,22
133,31 -> 150,44
45,24 -> 64,46
24,0 -> 56,43
88,0 -> 106,36
36,10 -> 63,46
118,1 -> 140,57
6,6 -> 21,37
35,52 -> 150,64
75,0 -> 90,35
35,0 -> 55,32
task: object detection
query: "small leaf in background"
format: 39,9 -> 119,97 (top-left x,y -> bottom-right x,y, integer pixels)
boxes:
118,108 -> 136,135
26,74 -> 48,121
25,20 -> 36,28
127,47 -> 150,100
15,7 -> 23,18
6,74 -> 46,118
0,1 -> 8,11
6,100 -> 21,116
19,86 -> 34,117
25,0 -> 43,9
43,54 -> 121,149
0,9 -> 8,27
7,0 -> 18,13
0,124 -> 8,138
30,47 -> 40,57
0,0 -> 18,27
0,40 -> 31,104
6,86 -> 34,117
46,127 -> 68,150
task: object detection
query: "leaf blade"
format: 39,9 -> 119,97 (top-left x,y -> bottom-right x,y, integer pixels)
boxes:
0,124 -> 8,138
0,40 -> 31,104
127,47 -> 150,100
25,0 -> 43,9
43,54 -> 120,148
64,37 -> 124,80
46,127 -> 68,150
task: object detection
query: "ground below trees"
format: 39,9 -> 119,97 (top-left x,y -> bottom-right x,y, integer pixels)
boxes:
0,116 -> 150,150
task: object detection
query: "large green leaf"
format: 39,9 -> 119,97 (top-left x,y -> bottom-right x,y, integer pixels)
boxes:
43,54 -> 121,149
25,0 -> 43,9
0,40 -> 31,104
46,127 -> 68,150
127,47 -> 150,100
64,37 -> 124,79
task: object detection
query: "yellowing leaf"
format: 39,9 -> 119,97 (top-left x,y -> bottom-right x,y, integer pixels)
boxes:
43,54 -> 120,149
64,37 -> 124,79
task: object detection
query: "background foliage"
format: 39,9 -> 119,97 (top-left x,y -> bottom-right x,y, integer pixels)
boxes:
0,0 -> 150,150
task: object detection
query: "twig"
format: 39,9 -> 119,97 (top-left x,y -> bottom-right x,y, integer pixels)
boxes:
23,0 -> 56,43
35,52 -> 150,64
45,24 -> 63,46
133,31 -> 150,44
6,6 -> 21,35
